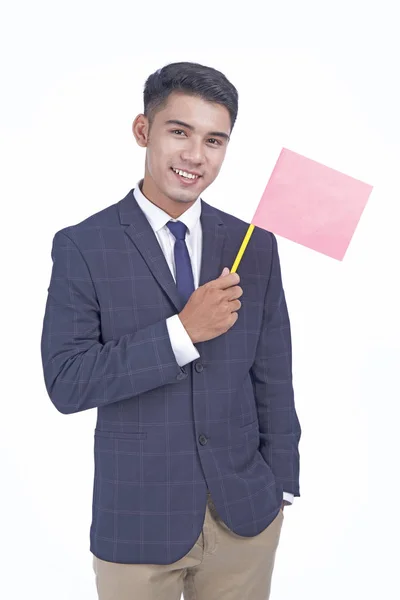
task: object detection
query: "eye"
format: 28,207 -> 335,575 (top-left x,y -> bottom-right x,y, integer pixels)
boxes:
208,138 -> 221,146
172,129 -> 186,136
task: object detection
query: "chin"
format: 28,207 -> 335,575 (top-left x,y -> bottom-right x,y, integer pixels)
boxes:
173,193 -> 198,204
166,184 -> 201,202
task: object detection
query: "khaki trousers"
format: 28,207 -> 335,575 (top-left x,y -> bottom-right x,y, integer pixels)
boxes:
92,492 -> 284,600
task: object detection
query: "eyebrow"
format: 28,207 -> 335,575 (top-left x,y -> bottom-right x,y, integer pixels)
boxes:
164,119 -> 230,141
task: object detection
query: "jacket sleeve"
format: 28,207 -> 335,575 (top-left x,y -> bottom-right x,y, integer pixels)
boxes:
41,231 -> 186,415
250,232 -> 301,496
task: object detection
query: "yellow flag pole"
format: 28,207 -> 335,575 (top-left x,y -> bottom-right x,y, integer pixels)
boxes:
230,223 -> 255,273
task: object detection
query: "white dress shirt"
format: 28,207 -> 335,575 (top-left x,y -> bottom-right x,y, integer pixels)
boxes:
133,180 -> 294,505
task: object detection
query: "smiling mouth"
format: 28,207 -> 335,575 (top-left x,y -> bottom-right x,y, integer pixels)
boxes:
171,167 -> 202,181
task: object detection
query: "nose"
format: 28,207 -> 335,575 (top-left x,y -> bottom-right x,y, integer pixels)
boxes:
180,137 -> 205,165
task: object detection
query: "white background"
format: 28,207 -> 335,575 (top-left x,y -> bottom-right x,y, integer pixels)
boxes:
1,1 -> 399,598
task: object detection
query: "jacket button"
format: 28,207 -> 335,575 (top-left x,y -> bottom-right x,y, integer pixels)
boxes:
199,434 -> 208,445
195,362 -> 204,373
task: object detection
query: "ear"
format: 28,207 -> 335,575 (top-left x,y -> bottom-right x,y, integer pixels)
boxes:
132,114 -> 150,147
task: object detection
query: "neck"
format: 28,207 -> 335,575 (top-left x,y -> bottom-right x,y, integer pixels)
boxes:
140,177 -> 195,219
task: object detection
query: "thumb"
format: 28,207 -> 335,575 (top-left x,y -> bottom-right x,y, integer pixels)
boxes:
220,267 -> 230,276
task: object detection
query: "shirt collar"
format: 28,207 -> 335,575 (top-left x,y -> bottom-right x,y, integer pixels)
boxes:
133,179 -> 202,234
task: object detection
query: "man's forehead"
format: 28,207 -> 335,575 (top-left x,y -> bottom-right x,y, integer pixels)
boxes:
159,95 -> 230,135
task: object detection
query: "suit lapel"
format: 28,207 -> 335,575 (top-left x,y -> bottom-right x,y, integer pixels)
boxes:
198,200 -> 227,287
118,190 -> 227,313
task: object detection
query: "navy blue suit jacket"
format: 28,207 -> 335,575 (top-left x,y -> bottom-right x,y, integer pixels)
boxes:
41,189 -> 301,564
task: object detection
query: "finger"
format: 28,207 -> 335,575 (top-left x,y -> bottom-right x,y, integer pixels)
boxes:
228,286 -> 243,300
217,273 -> 240,290
231,299 -> 241,311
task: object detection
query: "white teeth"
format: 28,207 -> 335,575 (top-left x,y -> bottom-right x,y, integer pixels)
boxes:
172,168 -> 199,180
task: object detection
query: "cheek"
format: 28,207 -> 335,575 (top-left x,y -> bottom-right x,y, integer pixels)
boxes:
147,137 -> 174,165
207,154 -> 225,178
146,148 -> 167,177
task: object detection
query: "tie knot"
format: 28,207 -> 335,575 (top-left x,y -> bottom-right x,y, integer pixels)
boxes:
166,220 -> 188,241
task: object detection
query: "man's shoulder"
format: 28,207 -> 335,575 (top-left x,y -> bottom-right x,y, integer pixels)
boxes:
58,203 -> 119,236
53,190 -> 132,244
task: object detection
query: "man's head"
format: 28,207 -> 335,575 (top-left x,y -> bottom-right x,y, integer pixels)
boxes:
132,62 -> 238,218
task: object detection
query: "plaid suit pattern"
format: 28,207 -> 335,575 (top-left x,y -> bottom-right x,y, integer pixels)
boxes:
41,189 -> 301,565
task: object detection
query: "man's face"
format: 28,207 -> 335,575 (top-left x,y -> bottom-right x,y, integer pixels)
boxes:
132,91 -> 231,217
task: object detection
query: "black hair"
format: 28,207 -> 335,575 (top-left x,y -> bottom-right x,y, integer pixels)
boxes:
143,61 -> 238,132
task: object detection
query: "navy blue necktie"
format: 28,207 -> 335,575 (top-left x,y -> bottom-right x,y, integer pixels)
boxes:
166,220 -> 195,304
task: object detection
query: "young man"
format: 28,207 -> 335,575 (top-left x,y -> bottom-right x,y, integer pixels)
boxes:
41,61 -> 301,600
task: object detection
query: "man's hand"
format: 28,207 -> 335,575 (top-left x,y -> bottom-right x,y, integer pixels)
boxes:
179,267 -> 243,344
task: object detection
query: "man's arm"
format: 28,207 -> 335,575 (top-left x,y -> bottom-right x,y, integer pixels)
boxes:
250,232 -> 301,498
41,231 -> 186,415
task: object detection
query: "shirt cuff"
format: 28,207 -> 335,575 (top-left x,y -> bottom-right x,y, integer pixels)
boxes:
283,492 -> 294,504
166,315 -> 200,367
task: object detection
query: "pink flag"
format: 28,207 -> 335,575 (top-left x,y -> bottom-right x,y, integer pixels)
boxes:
252,148 -> 373,260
